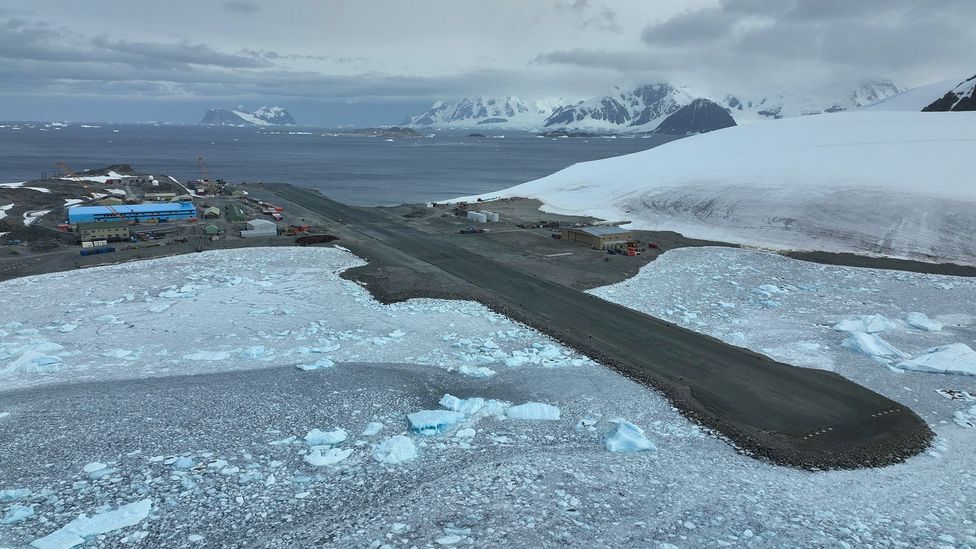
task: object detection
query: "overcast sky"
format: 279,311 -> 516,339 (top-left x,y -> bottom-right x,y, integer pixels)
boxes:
1,0 -> 973,125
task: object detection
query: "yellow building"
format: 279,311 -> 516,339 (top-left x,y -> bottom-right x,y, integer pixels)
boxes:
78,221 -> 130,243
560,226 -> 633,249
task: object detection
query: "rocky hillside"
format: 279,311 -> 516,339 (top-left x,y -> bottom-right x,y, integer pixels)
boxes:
923,75 -> 976,112
652,98 -> 737,135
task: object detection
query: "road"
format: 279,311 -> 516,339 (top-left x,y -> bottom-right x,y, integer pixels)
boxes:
260,184 -> 933,469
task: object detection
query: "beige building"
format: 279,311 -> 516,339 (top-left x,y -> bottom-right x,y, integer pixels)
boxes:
561,226 -> 633,249
78,221 -> 130,243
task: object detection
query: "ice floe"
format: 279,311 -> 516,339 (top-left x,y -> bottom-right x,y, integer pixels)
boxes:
303,428 -> 347,446
506,402 -> 560,421
30,499 -> 152,549
373,435 -> 418,464
896,343 -> 976,376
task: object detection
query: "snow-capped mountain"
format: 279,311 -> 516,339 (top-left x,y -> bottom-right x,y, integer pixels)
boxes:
200,106 -> 296,126
457,111 -> 976,265
401,97 -> 559,129
923,74 -> 976,112
543,84 -> 693,131
720,79 -> 905,122
403,80 -> 904,132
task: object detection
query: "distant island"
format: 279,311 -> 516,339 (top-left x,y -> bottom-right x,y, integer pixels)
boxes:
322,127 -> 421,138
201,106 -> 296,126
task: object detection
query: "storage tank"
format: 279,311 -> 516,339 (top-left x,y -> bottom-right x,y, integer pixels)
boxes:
486,212 -> 499,222
471,212 -> 487,223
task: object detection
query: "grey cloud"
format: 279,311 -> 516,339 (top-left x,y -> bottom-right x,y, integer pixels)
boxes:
640,8 -> 736,45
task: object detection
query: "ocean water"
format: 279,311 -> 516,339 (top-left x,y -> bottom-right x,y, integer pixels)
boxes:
0,123 -> 676,205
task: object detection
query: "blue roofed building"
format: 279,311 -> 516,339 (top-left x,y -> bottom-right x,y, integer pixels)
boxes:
68,202 -> 197,224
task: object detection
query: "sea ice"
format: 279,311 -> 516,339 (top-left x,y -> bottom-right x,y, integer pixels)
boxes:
373,436 -> 418,464
953,405 -> 976,428
506,402 -> 560,420
304,428 -> 347,446
606,419 -> 657,453
439,394 -> 486,415
905,312 -> 944,332
408,410 -> 465,435
30,499 -> 152,549
896,343 -> 976,376
304,447 -> 353,467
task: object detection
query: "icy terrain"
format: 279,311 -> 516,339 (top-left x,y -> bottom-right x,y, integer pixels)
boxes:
2,246 -> 976,547
460,111 -> 976,265
0,248 -> 592,391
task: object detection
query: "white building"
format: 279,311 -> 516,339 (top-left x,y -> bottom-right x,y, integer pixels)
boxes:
240,219 -> 278,238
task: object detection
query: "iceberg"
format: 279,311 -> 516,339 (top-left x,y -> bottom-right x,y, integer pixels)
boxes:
407,410 -> 465,435
606,419 -> 657,453
439,394 -> 486,415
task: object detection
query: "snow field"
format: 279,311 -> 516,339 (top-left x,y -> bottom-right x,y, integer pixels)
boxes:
459,111 -> 976,264
0,247 -> 593,391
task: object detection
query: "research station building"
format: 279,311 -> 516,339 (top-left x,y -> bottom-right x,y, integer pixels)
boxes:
67,203 -> 197,224
561,226 -> 633,250
78,221 -> 130,243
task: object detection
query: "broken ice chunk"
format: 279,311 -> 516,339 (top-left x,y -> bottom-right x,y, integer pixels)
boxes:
905,312 -> 943,332
606,419 -> 656,453
304,428 -> 347,446
304,448 -> 353,467
439,394 -> 485,415
30,499 -> 152,549
361,422 -> 384,436
296,357 -> 335,371
373,435 -> 418,464
408,410 -> 465,435
506,402 -> 560,421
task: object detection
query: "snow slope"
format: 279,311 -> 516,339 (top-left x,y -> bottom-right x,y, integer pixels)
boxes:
461,111 -> 976,265
866,80 -> 958,111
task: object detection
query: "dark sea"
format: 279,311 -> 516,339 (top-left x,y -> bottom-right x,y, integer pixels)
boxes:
0,123 -> 676,206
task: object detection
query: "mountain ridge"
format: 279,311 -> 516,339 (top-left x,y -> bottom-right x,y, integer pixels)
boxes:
402,79 -> 905,132
201,106 -> 296,126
